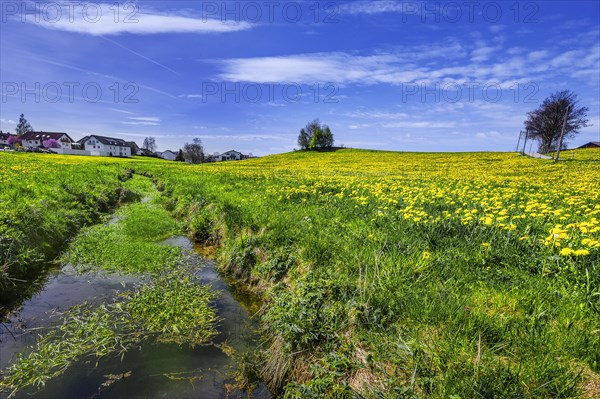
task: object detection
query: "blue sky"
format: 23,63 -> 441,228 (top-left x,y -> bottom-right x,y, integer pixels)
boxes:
1,0 -> 598,155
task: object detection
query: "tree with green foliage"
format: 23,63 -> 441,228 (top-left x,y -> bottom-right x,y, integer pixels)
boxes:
309,127 -> 323,150
322,126 -> 334,148
15,114 -> 33,136
297,119 -> 334,150
298,128 -> 310,150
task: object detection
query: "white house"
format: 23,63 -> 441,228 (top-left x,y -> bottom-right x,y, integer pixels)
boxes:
216,150 -> 244,161
78,135 -> 132,157
20,131 -> 74,149
158,150 -> 177,161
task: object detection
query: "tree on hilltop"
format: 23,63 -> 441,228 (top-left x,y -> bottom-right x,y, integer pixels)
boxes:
524,90 -> 589,154
297,119 -> 334,150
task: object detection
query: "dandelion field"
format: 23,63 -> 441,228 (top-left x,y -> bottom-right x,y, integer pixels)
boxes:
1,150 -> 599,397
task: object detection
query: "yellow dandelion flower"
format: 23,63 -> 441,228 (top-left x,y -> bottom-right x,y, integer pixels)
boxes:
573,249 -> 590,256
560,248 -> 575,256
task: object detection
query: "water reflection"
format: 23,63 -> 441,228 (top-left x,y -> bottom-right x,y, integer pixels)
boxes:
0,237 -> 269,399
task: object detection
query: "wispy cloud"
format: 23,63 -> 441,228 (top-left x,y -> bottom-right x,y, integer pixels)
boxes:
180,94 -> 203,99
122,116 -> 161,126
382,121 -> 458,129
110,108 -> 136,115
0,118 -> 17,125
471,45 -> 500,63
128,116 -> 161,122
122,121 -> 160,126
19,3 -> 253,36
340,1 -> 405,15
100,36 -> 178,74
475,131 -> 503,139
342,111 -> 409,119
348,124 -> 371,129
218,43 -> 465,84
218,38 -> 599,87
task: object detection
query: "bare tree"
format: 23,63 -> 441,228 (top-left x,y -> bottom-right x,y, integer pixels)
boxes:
183,138 -> 205,164
142,136 -> 157,152
524,90 -> 589,153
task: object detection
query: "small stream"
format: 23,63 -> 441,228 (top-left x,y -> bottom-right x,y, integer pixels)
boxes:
0,236 -> 270,399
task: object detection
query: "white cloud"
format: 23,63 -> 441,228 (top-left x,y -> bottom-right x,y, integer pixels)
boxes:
195,134 -> 289,141
0,118 -> 17,124
21,4 -> 252,36
218,43 -> 465,84
128,116 -> 161,122
382,121 -> 458,129
528,50 -> 549,61
340,1 -> 405,15
122,121 -> 160,126
348,124 -> 371,129
110,108 -> 136,115
475,131 -> 502,139
343,111 -> 409,119
264,102 -> 286,107
122,116 -> 161,126
220,53 -> 371,83
471,46 -> 499,63
489,25 -> 505,34
217,39 -> 595,87
181,94 -> 203,99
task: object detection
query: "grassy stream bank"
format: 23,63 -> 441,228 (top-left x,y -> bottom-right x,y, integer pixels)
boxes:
1,151 -> 599,398
1,175 -> 219,397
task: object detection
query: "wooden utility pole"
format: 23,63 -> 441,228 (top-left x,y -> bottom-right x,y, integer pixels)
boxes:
522,129 -> 528,155
554,105 -> 570,162
515,131 -> 522,152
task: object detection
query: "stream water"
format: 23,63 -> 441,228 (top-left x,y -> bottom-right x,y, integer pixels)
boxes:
0,236 -> 270,399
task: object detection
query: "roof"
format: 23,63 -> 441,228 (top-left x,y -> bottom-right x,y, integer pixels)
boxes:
139,148 -> 157,156
219,150 -> 243,155
0,132 -> 14,139
162,150 -> 177,155
80,135 -> 130,147
20,131 -> 74,142
577,141 -> 600,148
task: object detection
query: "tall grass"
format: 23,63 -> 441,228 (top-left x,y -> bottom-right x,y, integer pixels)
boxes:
2,150 -> 599,397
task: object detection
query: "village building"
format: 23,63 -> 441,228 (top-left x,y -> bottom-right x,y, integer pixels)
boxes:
215,150 -> 244,161
0,131 -> 16,148
157,150 -> 177,161
20,131 -> 74,150
78,135 -> 132,157
127,141 -> 143,156
577,141 -> 600,149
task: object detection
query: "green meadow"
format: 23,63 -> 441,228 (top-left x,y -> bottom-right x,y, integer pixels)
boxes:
1,150 -> 599,398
